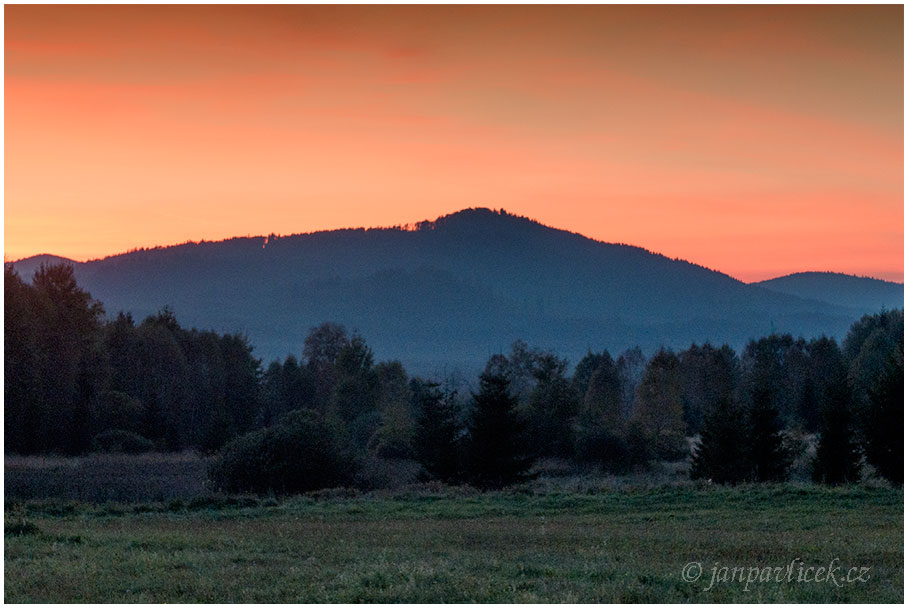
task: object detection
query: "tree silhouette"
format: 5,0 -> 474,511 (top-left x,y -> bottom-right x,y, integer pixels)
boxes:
466,367 -> 532,488
5,266 -> 41,454
304,322 -> 349,407
861,345 -> 903,484
574,354 -> 628,469
745,386 -> 791,482
30,263 -> 106,454
629,349 -> 688,462
802,336 -> 844,433
616,347 -> 647,420
526,352 -> 578,458
690,396 -> 749,484
679,343 -> 738,436
413,379 -> 462,482
572,349 -> 610,399
842,309 -> 903,485
812,380 -> 861,484
741,335 -> 795,481
330,334 -> 379,449
370,361 -> 415,458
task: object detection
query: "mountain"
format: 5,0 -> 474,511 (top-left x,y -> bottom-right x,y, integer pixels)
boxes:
754,272 -> 903,312
7,254 -> 77,279
7,208 -> 899,375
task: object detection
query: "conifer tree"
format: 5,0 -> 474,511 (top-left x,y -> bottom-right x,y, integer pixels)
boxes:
861,346 -> 903,484
690,396 -> 749,484
812,381 -> 862,484
413,380 -> 462,482
745,386 -> 792,482
527,353 -> 578,458
466,368 -> 532,488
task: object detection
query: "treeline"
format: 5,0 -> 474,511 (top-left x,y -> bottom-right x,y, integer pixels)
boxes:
4,263 -> 903,490
5,264 -> 260,454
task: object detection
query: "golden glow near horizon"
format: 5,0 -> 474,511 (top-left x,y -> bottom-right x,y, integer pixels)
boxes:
5,5 -> 903,282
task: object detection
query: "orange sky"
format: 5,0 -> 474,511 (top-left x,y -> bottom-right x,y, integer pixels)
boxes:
5,5 -> 904,282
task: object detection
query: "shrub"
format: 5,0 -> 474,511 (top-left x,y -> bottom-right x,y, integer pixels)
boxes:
91,429 -> 155,454
208,409 -> 355,495
654,429 -> 690,461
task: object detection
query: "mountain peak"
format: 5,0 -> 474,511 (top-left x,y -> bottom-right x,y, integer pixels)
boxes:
5,254 -> 79,280
426,207 -> 543,231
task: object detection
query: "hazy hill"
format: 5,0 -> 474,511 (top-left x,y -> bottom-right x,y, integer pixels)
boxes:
8,208 -> 899,374
7,254 -> 74,277
754,272 -> 903,312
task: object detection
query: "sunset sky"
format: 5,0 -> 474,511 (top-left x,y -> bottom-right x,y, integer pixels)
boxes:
5,5 -> 904,282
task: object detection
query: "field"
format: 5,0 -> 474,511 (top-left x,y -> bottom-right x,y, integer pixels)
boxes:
5,465 -> 903,602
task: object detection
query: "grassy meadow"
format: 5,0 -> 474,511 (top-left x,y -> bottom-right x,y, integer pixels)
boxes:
4,455 -> 903,603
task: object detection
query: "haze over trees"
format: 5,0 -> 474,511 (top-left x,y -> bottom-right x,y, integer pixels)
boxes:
4,262 -> 904,491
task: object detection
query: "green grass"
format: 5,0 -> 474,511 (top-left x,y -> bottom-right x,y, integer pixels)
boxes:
4,484 -> 902,602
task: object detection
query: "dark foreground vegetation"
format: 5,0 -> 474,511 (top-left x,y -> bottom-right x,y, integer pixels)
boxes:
5,484 -> 902,602
5,263 -> 903,493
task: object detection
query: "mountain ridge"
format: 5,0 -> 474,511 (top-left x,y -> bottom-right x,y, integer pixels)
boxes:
754,271 -> 903,313
10,208 -> 900,286
6,208 -> 901,374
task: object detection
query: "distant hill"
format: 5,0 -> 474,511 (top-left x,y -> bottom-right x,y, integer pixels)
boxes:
754,272 -> 903,313
7,208 -> 896,375
7,254 -> 78,279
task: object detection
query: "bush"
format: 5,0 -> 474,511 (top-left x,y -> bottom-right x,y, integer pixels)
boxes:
91,429 -> 155,454
654,429 -> 689,461
208,409 -> 355,495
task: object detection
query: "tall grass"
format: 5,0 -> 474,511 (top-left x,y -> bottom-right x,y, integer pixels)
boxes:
5,452 -> 213,503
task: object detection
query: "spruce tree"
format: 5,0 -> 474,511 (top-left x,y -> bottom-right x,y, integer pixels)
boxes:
690,396 -> 749,484
812,381 -> 862,485
527,353 -> 578,458
861,346 -> 903,484
746,386 -> 792,482
413,381 -> 462,483
466,369 -> 532,488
